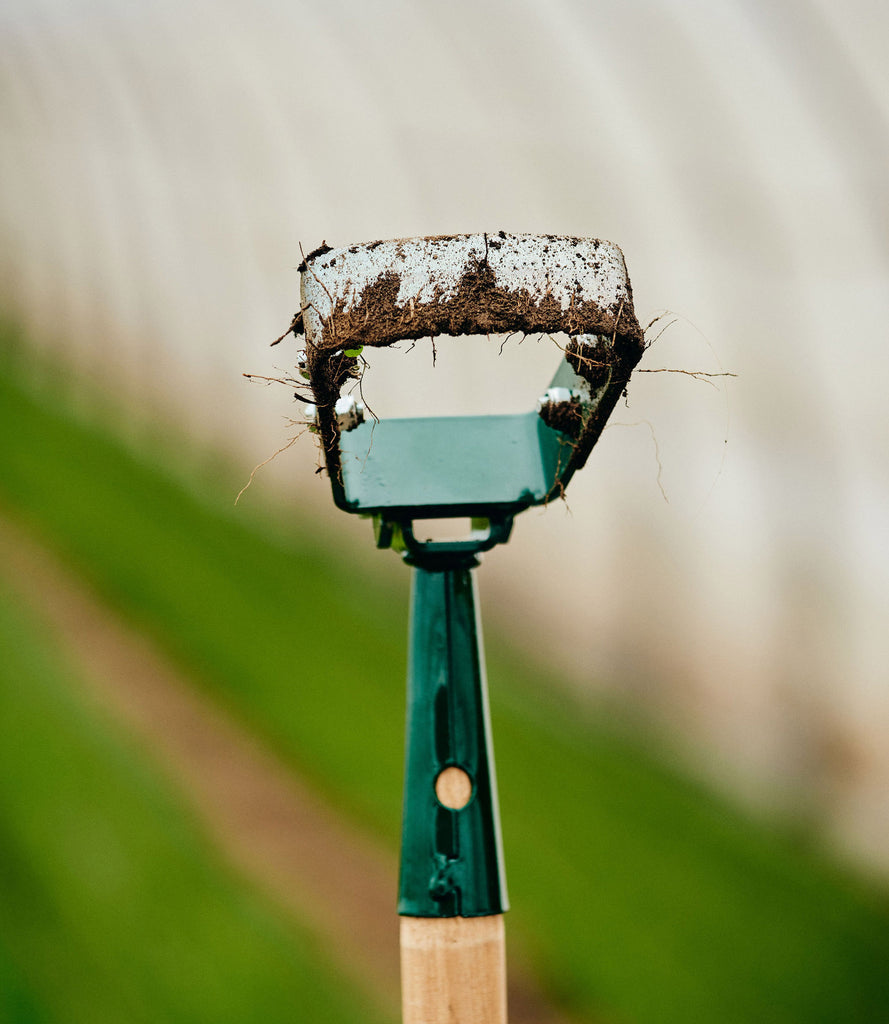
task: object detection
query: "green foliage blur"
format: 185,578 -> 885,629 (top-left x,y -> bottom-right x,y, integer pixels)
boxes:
0,568 -> 388,1024
2,322 -> 889,1024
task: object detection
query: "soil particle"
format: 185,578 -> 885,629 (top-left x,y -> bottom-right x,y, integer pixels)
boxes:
538,397 -> 586,439
297,240 -> 333,272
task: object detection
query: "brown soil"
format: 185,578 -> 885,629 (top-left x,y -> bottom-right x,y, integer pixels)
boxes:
0,510 -> 583,1024
538,397 -> 586,438
309,262 -> 639,353
298,234 -> 642,353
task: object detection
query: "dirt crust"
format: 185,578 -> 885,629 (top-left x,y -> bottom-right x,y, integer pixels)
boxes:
297,232 -> 641,349
307,262 -> 638,351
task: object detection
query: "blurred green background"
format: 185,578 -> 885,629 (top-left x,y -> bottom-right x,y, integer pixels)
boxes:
2,324 -> 889,1023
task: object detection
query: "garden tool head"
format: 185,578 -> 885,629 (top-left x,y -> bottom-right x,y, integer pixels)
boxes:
294,232 -> 644,564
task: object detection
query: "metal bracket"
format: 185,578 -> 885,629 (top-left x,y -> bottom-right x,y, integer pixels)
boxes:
398,565 -> 508,918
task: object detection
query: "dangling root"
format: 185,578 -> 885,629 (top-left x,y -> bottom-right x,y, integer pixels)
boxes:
235,431 -> 306,505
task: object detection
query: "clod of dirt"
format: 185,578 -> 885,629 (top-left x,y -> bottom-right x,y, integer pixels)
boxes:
538,397 -> 586,439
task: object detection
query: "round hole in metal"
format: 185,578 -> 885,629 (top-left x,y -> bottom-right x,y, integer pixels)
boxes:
434,766 -> 473,810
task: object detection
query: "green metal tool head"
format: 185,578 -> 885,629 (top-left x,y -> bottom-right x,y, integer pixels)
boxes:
294,233 -> 644,563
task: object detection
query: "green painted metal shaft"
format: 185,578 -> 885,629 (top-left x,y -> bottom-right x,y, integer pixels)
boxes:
398,565 -> 508,918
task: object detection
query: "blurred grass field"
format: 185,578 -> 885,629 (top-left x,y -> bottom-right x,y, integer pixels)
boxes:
0,576 -> 389,1024
2,321 -> 889,1024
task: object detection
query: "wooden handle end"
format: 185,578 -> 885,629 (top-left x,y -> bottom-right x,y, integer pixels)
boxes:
400,914 -> 507,1024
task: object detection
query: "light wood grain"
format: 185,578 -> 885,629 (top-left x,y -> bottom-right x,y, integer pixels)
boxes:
434,767 -> 474,810
401,915 -> 507,1024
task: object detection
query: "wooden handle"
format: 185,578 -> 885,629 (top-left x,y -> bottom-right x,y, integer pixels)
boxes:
400,915 -> 507,1024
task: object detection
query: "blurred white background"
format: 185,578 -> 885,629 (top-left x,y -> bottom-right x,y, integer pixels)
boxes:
1,0 -> 887,869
